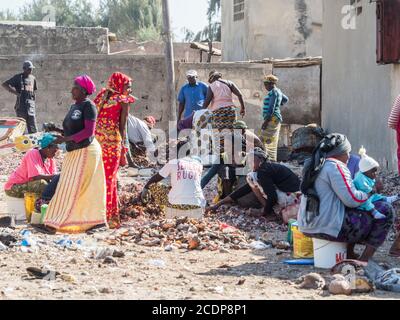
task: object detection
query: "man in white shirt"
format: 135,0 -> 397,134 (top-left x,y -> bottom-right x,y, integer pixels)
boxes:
127,114 -> 156,154
141,155 -> 206,209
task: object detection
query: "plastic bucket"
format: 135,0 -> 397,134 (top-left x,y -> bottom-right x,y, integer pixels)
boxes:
5,195 -> 26,221
24,192 -> 38,223
313,238 -> 347,269
292,224 -> 314,258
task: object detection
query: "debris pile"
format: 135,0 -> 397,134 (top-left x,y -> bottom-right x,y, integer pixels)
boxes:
113,216 -> 250,251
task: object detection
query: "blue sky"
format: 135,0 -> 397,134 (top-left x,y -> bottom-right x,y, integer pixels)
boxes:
0,0 -> 210,41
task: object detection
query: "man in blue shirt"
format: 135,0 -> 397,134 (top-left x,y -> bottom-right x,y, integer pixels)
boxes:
177,70 -> 208,120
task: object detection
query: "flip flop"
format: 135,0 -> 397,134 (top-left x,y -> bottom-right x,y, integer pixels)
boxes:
31,224 -> 56,235
26,267 -> 60,280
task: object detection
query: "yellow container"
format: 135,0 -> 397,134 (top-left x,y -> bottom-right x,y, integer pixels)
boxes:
24,192 -> 38,223
292,223 -> 314,258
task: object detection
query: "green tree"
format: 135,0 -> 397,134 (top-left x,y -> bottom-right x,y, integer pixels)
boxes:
19,0 -> 97,27
99,0 -> 162,41
184,0 -> 221,42
0,9 -> 18,21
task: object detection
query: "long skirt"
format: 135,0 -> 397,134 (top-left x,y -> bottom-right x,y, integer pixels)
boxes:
98,136 -> 121,229
211,106 -> 237,154
44,139 -> 107,233
306,201 -> 394,249
260,115 -> 281,161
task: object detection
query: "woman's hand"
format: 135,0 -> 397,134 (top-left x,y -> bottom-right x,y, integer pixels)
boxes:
53,135 -> 67,145
206,202 -> 224,213
240,107 -> 246,117
141,188 -> 150,204
261,119 -> 270,130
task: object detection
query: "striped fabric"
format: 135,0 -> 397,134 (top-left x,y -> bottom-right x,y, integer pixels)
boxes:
44,139 -> 107,233
262,87 -> 288,122
388,95 -> 400,129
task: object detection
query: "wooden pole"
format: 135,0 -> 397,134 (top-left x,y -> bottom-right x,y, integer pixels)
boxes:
162,0 -> 177,122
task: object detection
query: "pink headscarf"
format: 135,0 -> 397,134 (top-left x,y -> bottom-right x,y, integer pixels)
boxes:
74,75 -> 96,95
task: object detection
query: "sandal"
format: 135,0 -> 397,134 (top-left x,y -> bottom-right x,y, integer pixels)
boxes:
31,224 -> 56,235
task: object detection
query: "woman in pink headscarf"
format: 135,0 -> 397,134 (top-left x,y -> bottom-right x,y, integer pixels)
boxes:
40,75 -> 107,234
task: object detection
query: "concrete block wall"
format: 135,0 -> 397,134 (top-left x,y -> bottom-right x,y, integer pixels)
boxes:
177,62 -> 321,131
0,24 -> 109,55
274,65 -> 321,125
176,62 -> 273,133
0,55 -> 168,129
0,55 -> 321,137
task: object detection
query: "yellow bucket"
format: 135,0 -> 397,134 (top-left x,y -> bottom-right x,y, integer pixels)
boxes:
24,192 -> 38,223
292,223 -> 314,258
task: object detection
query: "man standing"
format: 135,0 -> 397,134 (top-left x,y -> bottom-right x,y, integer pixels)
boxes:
2,61 -> 38,133
177,70 -> 208,121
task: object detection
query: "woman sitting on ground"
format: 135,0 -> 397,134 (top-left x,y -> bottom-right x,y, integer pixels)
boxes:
4,133 -> 59,198
208,148 -> 301,220
298,133 -> 394,262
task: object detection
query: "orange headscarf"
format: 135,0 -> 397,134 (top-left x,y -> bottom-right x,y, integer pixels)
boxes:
94,72 -> 136,107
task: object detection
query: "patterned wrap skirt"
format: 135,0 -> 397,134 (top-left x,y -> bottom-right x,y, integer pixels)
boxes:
211,106 -> 237,154
260,115 -> 281,162
43,139 -> 107,233
305,200 -> 394,249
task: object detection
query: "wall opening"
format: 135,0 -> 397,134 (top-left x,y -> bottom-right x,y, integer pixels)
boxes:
233,0 -> 245,22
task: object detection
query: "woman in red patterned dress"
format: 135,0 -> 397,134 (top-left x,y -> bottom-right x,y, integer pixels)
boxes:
94,72 -> 135,228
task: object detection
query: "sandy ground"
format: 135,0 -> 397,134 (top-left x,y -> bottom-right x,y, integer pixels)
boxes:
0,172 -> 400,300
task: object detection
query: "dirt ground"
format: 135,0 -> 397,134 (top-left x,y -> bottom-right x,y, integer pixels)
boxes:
0,170 -> 400,300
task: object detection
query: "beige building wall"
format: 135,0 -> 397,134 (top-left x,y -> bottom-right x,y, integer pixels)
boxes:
221,0 -> 322,61
322,0 -> 399,170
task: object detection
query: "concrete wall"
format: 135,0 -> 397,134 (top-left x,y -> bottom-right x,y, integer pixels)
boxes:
177,62 -> 272,131
0,24 -> 109,55
274,65 -> 321,125
322,0 -> 399,170
0,55 -> 320,135
0,55 -> 168,129
110,41 -> 222,63
177,62 -> 321,129
221,0 -> 322,61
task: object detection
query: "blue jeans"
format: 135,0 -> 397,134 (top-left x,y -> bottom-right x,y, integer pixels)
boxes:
41,174 -> 60,201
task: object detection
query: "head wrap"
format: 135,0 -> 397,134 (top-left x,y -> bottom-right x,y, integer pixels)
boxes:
248,147 -> 269,161
233,120 -> 248,129
144,116 -> 156,126
74,75 -> 96,95
264,74 -> 279,84
358,146 -> 379,173
39,133 -> 57,150
323,133 -> 352,158
94,72 -> 136,107
208,70 -> 222,82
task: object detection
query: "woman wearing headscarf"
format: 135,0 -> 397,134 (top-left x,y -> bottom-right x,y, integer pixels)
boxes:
42,75 -> 107,234
4,133 -> 59,198
94,72 -> 136,228
298,133 -> 394,261
261,75 -> 289,161
209,148 -> 300,220
203,71 -> 245,154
